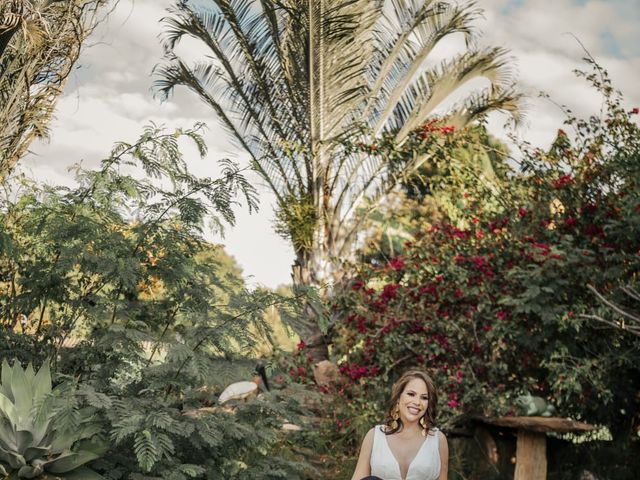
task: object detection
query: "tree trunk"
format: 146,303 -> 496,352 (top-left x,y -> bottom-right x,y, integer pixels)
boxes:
291,248 -> 330,362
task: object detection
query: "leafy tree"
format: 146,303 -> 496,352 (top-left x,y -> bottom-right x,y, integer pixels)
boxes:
1,125 -> 314,479
0,0 -> 112,180
155,0 -> 520,359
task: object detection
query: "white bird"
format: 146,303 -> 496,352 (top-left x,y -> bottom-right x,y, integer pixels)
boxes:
218,364 -> 270,404
218,380 -> 260,404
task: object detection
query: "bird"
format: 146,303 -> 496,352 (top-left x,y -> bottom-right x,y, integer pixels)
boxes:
217,363 -> 270,404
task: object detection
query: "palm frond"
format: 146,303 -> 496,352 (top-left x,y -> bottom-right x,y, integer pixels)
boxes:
158,0 -> 522,283
393,47 -> 515,142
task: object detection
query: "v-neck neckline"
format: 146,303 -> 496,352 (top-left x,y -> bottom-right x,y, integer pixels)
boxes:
382,429 -> 428,480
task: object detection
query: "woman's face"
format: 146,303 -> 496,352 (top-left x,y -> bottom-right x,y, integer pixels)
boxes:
397,377 -> 429,424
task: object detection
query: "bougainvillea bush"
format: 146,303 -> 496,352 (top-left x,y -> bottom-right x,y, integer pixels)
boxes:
329,60 -> 640,447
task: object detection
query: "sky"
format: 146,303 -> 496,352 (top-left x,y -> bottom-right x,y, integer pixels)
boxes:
22,0 -> 640,289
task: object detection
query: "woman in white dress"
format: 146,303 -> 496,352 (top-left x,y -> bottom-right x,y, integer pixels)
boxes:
351,370 -> 448,480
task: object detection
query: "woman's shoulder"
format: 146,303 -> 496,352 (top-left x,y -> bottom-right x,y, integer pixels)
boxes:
436,429 -> 448,450
364,426 -> 379,440
373,424 -> 389,434
366,425 -> 389,441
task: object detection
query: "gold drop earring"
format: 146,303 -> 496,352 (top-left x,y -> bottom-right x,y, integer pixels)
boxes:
420,416 -> 428,437
390,405 -> 400,430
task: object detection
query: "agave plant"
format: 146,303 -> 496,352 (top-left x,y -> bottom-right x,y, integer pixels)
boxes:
0,359 -> 107,479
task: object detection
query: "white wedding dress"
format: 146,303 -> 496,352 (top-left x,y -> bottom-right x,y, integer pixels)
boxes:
369,425 -> 441,480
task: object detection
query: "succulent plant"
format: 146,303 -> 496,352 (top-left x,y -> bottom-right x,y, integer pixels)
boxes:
0,359 -> 107,479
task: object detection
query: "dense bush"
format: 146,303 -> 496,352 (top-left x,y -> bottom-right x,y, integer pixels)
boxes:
330,61 -> 640,455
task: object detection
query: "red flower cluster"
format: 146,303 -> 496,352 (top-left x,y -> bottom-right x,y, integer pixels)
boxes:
380,283 -> 401,302
356,316 -> 368,333
447,391 -> 460,409
468,255 -> 495,279
470,255 -> 487,269
488,217 -> 509,234
532,242 -> 550,255
339,362 -> 379,381
553,174 -> 574,189
444,225 -> 469,240
388,256 -> 406,271
420,120 -> 456,139
419,283 -> 438,301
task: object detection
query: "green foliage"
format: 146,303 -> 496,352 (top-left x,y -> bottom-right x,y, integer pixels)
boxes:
352,122 -> 511,265
330,59 -> 640,461
0,359 -> 107,479
0,125 -> 315,479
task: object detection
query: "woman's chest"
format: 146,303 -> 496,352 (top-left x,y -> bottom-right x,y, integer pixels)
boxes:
370,427 -> 440,480
386,435 -> 427,476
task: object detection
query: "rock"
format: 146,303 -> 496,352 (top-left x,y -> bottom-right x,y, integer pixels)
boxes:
313,360 -> 339,386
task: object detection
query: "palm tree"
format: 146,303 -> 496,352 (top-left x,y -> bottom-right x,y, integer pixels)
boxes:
155,0 -> 520,359
0,0 -> 111,181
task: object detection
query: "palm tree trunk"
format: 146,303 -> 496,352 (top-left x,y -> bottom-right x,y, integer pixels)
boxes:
292,248 -> 330,362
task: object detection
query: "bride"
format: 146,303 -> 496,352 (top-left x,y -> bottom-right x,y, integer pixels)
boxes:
351,369 -> 448,480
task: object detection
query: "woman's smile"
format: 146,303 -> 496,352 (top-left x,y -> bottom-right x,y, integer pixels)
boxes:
406,405 -> 422,416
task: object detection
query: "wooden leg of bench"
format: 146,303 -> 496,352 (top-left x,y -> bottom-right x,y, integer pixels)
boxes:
514,429 -> 547,480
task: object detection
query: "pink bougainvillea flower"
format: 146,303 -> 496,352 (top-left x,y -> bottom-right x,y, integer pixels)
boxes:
356,316 -> 368,333
388,256 -> 406,271
447,399 -> 460,408
470,255 -> 487,269
553,174 -> 574,189
447,391 -> 460,409
380,283 -> 401,301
